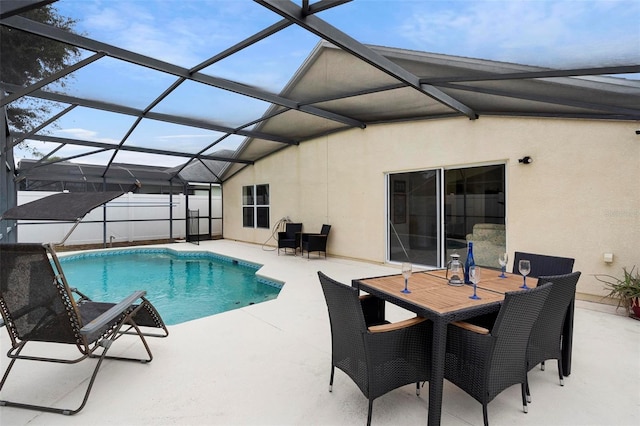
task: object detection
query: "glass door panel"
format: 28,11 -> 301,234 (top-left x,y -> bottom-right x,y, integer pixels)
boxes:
388,170 -> 441,267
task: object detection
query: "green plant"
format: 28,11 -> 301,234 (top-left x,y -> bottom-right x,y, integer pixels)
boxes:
595,266 -> 640,315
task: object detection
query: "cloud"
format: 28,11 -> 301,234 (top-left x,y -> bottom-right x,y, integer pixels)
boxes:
57,128 -> 119,144
397,0 -> 640,67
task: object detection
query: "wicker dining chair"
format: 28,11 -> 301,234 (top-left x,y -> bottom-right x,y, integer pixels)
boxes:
0,243 -> 168,415
526,272 -> 581,394
512,252 -> 575,277
277,222 -> 303,255
318,271 -> 432,426
444,283 -> 552,426
301,224 -> 331,258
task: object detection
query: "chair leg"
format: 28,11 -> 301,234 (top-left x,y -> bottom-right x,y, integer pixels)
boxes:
0,339 -> 109,415
557,359 -> 564,386
540,360 -> 545,371
367,400 -> 373,426
329,365 -> 334,392
521,383 -> 529,413
482,403 -> 490,426
415,382 -> 420,396
525,375 -> 532,402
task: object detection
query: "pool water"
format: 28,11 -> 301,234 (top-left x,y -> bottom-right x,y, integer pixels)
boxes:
58,249 -> 282,325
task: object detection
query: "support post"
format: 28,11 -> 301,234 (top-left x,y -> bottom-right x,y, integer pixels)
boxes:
0,107 -> 18,242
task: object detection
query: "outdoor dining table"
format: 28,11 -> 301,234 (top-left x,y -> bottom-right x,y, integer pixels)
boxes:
352,267 -> 574,426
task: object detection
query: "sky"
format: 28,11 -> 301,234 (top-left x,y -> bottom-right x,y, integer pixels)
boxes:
12,0 -> 640,166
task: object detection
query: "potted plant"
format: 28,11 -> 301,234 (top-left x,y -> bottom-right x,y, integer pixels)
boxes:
595,266 -> 640,318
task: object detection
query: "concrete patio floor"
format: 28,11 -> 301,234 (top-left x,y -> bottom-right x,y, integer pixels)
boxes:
1,240 -> 638,426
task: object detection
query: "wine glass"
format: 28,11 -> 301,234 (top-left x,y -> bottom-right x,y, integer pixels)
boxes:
401,262 -> 412,294
498,252 -> 508,278
469,265 -> 481,300
518,259 -> 531,289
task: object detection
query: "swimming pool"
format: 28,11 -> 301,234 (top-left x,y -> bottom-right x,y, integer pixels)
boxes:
58,248 -> 283,325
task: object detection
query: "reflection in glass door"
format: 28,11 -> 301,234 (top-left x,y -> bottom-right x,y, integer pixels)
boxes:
388,170 -> 441,267
388,164 -> 506,268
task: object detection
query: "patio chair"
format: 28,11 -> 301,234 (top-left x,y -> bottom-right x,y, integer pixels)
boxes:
277,222 -> 302,255
444,283 -> 552,426
0,243 -> 168,415
301,224 -> 331,258
318,272 -> 431,426
526,272 -> 581,396
512,252 -> 575,277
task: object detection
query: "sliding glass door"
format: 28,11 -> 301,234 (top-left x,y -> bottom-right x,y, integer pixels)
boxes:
388,170 -> 441,266
388,164 -> 505,268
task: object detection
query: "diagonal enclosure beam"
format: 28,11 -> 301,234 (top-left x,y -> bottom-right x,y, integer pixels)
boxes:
1,15 -> 365,129
0,82 -> 298,145
0,0 -> 56,19
436,82 -> 640,119
19,133 -> 255,164
0,52 -> 105,107
255,0 -> 477,120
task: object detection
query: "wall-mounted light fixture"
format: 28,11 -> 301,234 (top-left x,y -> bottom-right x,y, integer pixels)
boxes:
518,156 -> 533,164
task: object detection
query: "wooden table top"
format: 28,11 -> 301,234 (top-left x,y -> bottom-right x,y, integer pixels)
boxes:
358,268 -> 528,315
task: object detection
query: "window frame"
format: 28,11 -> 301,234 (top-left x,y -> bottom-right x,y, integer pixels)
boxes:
242,184 -> 270,229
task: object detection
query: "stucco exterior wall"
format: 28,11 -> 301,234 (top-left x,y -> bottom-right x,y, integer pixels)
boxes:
223,116 -> 639,300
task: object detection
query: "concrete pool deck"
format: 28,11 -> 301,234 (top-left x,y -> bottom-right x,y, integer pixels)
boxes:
1,240 -> 638,425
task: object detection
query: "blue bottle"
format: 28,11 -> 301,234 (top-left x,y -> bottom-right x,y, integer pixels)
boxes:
464,241 -> 475,284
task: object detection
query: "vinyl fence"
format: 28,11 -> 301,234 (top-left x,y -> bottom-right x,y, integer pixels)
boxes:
14,191 -> 222,246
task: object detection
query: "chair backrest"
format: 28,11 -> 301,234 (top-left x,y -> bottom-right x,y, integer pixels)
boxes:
512,252 -> 574,278
320,224 -> 331,236
284,222 -> 302,239
528,272 -> 581,365
0,243 -> 82,347
317,272 -> 368,383
486,282 -> 552,398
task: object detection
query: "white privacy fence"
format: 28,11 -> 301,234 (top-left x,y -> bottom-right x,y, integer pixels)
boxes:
14,191 -> 222,246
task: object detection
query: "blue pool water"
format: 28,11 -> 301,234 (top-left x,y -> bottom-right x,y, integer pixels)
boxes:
58,249 -> 283,325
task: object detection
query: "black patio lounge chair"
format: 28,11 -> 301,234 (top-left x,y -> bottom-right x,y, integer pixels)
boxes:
318,272 -> 431,426
301,224 -> 331,258
277,222 -> 302,255
526,272 -> 581,396
444,283 -> 552,426
0,243 -> 168,415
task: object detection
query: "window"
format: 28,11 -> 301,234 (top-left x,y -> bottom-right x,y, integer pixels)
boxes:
388,165 -> 505,267
242,184 -> 270,228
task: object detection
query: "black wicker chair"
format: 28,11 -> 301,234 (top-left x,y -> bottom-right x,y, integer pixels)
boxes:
0,243 -> 168,415
277,222 -> 302,255
318,272 -> 431,426
301,224 -> 331,258
512,252 -> 574,278
526,272 -> 581,395
444,283 -> 552,426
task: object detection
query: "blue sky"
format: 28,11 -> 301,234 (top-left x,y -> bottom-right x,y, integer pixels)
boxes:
15,0 -> 640,166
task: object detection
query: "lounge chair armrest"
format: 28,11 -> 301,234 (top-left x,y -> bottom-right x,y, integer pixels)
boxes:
451,320 -> 490,335
368,316 -> 426,333
80,290 -> 147,336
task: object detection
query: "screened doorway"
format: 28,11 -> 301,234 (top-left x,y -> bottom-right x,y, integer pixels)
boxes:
388,164 -> 505,268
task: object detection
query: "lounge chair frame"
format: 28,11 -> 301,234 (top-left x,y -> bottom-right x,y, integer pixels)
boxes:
0,243 -> 168,415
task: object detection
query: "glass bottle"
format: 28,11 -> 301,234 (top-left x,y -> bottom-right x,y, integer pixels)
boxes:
464,241 -> 475,284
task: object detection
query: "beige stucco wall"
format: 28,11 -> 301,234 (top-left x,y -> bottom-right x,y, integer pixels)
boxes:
223,116 -> 639,301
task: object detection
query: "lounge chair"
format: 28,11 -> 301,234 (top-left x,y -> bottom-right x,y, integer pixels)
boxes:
0,243 -> 168,415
